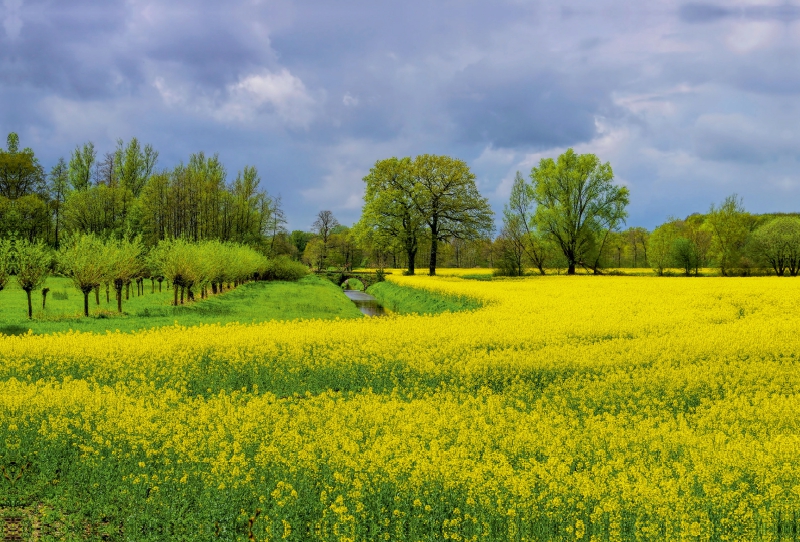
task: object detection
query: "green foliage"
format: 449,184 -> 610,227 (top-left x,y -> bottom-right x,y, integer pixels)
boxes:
530,148 -> 629,274
57,234 -> 109,316
672,237 -> 700,276
749,216 -> 800,276
0,132 -> 46,200
367,280 -> 482,315
359,155 -> 494,276
360,157 -> 425,275
260,255 -> 309,281
68,141 -> 96,191
704,194 -> 752,276
647,221 -> 678,276
0,239 -> 12,291
14,239 -> 51,319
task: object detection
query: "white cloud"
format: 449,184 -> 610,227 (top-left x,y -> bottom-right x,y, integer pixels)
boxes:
221,69 -> 317,127
152,68 -> 318,128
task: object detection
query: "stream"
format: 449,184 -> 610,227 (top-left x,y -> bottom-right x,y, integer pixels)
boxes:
343,290 -> 388,317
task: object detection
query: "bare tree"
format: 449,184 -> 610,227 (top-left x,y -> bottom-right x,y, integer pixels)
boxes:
313,210 -> 339,246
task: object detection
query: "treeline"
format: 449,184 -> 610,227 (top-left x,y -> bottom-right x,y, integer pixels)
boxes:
498,185 -> 800,277
0,236 -> 307,319
0,133 -> 286,250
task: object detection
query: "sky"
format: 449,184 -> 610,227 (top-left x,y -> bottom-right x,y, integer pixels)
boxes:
1,0 -> 799,231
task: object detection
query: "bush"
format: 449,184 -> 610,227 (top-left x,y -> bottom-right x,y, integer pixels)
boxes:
262,256 -> 308,281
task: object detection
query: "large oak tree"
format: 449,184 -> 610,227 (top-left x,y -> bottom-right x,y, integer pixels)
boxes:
359,157 -> 425,275
409,155 -> 494,276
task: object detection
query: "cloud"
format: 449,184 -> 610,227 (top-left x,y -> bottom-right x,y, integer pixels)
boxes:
5,0 -> 800,232
446,61 -> 608,149
219,69 -> 318,127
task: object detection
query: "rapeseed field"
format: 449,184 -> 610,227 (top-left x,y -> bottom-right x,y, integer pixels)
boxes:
1,275 -> 798,540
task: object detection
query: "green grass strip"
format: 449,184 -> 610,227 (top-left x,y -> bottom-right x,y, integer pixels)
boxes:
366,280 -> 483,315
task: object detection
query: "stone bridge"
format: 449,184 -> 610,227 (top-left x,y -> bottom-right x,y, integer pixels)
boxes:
317,270 -> 387,290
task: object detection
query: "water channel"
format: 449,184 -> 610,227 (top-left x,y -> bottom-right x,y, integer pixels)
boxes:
343,290 -> 388,317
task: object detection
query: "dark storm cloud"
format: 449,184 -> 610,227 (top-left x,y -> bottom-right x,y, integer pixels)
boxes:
0,0 -> 274,98
446,62 -> 610,149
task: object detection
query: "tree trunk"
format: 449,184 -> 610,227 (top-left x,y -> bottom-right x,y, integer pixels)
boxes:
212,283 -> 217,295
429,238 -> 438,276
125,282 -> 130,300
151,279 -> 155,294
95,286 -> 100,305
116,288 -> 123,313
180,286 -> 185,304
106,284 -> 110,303
406,248 -> 417,275
25,289 -> 32,319
173,284 -> 179,306
42,288 -> 49,310
568,262 -> 576,275
83,291 -> 90,317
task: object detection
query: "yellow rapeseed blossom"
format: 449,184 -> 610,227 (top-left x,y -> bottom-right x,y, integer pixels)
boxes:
0,274 -> 799,539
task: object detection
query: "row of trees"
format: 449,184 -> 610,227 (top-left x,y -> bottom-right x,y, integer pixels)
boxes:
0,133 -> 286,250
647,197 -> 800,276
0,236 -> 308,319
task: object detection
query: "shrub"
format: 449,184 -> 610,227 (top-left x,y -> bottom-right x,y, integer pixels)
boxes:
262,256 -> 308,281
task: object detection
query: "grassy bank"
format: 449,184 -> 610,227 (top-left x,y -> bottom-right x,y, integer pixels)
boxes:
366,278 -> 483,315
0,274 -> 362,335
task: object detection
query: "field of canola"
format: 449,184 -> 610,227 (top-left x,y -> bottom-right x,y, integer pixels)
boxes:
1,274 -> 799,541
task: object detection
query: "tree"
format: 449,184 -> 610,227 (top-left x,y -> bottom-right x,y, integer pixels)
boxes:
530,149 -> 629,275
749,216 -> 800,276
265,195 -> 288,256
408,155 -> 494,276
495,222 -> 526,276
15,239 -> 51,319
68,142 -> 96,191
672,237 -> 700,276
312,210 -> 339,268
58,234 -> 107,316
682,214 -> 712,270
313,210 -> 339,247
0,133 -> 46,200
289,230 -> 314,257
49,158 -> 70,248
704,194 -> 751,276
114,137 -> 158,197
624,227 -> 649,268
647,220 -> 678,276
302,238 -> 326,271
360,157 -> 425,274
106,237 -> 144,313
504,171 -> 548,274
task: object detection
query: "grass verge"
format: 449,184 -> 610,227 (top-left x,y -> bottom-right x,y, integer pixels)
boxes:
0,274 -> 362,335
366,279 -> 483,315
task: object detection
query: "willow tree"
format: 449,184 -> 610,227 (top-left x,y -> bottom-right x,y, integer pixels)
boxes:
58,234 -> 107,316
106,237 -> 144,313
530,149 -> 629,275
15,239 -> 51,319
